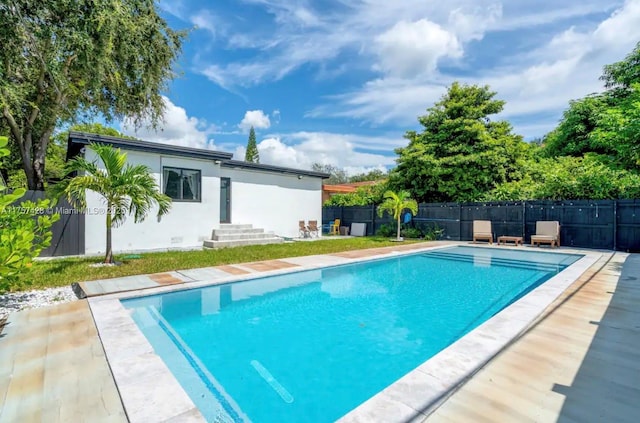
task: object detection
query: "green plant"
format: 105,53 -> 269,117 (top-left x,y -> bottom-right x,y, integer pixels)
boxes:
377,190 -> 419,241
422,224 -> 445,241
400,227 -> 422,239
52,143 -> 171,263
376,223 -> 396,237
0,137 -> 59,292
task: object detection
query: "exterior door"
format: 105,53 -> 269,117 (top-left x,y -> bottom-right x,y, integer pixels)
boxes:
220,178 -> 231,223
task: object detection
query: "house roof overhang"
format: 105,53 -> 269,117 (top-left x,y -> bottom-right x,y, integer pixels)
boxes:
67,131 -> 233,162
67,131 -> 331,179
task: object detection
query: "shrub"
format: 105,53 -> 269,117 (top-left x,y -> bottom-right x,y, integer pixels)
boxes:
376,223 -> 396,237
0,138 -> 60,292
400,227 -> 422,239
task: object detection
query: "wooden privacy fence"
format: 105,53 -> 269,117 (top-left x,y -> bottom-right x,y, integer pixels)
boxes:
323,200 -> 640,252
10,190 -> 85,257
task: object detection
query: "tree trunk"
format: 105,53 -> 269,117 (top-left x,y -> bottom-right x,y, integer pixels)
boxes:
105,209 -> 113,263
396,215 -> 402,241
2,102 -> 55,190
32,130 -> 53,191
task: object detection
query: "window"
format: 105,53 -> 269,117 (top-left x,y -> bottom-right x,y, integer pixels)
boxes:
163,167 -> 201,202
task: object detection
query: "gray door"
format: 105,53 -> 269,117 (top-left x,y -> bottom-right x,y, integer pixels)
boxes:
220,178 -> 231,223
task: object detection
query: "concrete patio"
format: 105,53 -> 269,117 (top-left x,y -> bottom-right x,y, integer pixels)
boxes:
0,244 -> 638,422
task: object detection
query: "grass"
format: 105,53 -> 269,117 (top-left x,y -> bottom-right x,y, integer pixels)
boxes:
18,237 -> 425,292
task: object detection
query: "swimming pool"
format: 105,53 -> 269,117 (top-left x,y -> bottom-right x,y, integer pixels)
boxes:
122,246 -> 582,422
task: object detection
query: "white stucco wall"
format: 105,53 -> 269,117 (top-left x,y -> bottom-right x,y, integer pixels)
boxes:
219,167 -> 323,238
84,149 -> 220,254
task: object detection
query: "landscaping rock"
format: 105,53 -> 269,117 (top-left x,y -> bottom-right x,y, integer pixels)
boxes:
0,286 -> 76,319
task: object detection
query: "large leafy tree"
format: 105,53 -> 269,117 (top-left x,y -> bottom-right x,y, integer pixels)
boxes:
0,0 -> 186,190
543,42 -> 640,170
245,126 -> 260,163
391,82 -> 527,202
591,83 -> 640,169
377,190 -> 418,241
52,143 -> 171,263
542,94 -> 616,158
487,155 -> 640,201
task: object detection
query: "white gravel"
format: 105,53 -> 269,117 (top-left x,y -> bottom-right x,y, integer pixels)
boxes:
0,286 -> 77,320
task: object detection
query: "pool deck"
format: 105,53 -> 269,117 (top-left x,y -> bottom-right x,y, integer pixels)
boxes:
0,300 -> 127,423
0,243 -> 638,422
423,252 -> 640,423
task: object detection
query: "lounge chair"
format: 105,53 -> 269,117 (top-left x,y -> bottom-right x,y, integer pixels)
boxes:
307,220 -> 319,237
473,220 -> 493,244
531,221 -> 560,248
299,220 -> 310,238
330,219 -> 341,235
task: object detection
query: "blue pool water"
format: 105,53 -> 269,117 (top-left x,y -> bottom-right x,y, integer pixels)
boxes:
122,246 -> 581,422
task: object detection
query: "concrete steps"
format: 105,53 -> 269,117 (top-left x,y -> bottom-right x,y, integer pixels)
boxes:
203,224 -> 283,249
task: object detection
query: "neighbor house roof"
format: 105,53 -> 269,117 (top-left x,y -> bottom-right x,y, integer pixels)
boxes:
221,160 -> 330,179
67,131 -> 233,162
67,132 -> 330,179
323,180 -> 381,193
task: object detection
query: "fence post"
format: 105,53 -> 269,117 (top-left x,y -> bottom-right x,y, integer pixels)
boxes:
458,203 -> 462,241
522,201 -> 526,239
371,204 -> 376,236
613,200 -> 617,251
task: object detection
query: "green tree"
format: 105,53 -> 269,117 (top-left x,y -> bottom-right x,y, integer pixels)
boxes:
377,190 -> 418,241
245,126 -> 260,163
542,94 -> 615,158
391,82 -> 527,202
0,0 -> 186,190
0,137 -> 59,292
52,143 -> 171,263
349,168 -> 388,182
323,182 -> 388,206
487,155 -> 640,201
543,42 -> 640,169
311,163 -> 349,184
591,83 -> 640,169
601,41 -> 640,93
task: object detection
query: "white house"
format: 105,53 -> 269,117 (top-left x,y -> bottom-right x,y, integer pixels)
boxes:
66,131 -> 329,255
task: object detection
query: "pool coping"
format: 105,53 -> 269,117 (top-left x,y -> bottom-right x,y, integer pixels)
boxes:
88,243 -> 601,423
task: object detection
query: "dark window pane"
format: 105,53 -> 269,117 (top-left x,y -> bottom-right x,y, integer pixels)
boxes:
162,167 -> 201,201
182,169 -> 200,201
163,168 -> 181,200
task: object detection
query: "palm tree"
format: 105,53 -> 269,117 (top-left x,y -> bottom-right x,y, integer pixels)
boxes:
52,143 -> 171,263
377,190 -> 418,241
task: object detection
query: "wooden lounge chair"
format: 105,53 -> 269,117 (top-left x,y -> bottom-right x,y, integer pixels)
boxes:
473,220 -> 493,244
299,220 -> 310,238
307,220 -> 319,237
531,221 -> 560,247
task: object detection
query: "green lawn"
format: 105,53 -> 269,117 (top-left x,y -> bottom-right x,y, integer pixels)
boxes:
21,237 -> 426,292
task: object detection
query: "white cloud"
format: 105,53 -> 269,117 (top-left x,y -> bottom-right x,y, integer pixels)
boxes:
195,0 -> 618,90
309,0 -> 640,137
121,96 -> 218,149
272,109 -> 281,124
373,20 -> 462,77
232,131 -> 400,173
238,110 -> 271,132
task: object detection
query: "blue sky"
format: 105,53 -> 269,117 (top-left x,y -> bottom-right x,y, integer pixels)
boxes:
120,0 -> 640,174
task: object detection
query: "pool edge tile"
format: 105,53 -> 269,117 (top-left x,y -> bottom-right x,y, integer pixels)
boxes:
89,298 -> 207,423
